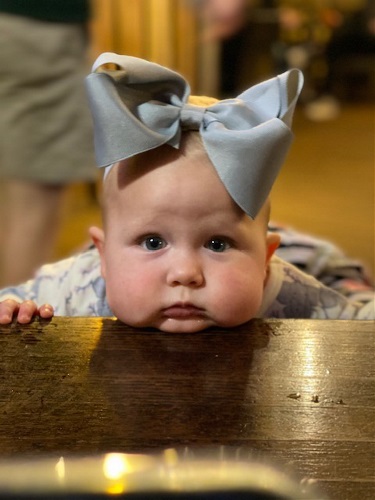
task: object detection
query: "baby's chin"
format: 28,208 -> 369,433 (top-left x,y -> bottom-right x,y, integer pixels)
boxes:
156,317 -> 216,333
118,314 -> 216,333
122,316 -> 252,333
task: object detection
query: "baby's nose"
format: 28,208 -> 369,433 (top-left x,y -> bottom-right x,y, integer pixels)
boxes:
166,251 -> 204,287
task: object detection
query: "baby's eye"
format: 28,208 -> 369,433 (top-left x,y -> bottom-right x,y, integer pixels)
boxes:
205,238 -> 231,253
141,236 -> 167,251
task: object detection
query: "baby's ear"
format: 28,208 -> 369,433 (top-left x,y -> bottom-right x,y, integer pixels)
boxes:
265,232 -> 280,265
89,226 -> 106,278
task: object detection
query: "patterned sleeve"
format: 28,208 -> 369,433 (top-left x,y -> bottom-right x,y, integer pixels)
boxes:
270,221 -> 374,303
0,262 -> 71,307
261,256 -> 375,320
0,248 -> 111,316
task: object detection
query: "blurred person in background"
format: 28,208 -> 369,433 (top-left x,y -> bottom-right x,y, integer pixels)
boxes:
198,0 -> 251,41
0,0 -> 96,287
305,0 -> 375,121
209,0 -> 374,117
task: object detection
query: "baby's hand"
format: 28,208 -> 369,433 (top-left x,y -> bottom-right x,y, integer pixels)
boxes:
0,299 -> 54,325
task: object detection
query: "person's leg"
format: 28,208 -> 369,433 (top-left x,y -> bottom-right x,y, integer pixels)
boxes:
0,180 -> 65,287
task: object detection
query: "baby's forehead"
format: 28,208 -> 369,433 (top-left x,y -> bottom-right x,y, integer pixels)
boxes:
108,137 -> 210,187
105,159 -> 270,225
103,137 -> 270,229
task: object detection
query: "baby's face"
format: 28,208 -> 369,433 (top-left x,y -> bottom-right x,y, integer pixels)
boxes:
91,144 -> 278,332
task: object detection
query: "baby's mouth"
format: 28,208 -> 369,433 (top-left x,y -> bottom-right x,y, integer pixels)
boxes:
162,302 -> 205,319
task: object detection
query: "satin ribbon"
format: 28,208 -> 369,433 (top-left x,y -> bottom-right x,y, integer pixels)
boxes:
86,52 -> 303,218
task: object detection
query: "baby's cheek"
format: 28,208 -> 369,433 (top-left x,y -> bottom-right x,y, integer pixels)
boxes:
109,269 -> 161,325
212,271 -> 264,325
105,271 -> 136,313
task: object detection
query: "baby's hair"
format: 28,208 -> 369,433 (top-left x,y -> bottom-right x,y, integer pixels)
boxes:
188,95 -> 219,107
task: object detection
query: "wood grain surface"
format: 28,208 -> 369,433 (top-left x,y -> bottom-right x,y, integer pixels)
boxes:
0,318 -> 374,500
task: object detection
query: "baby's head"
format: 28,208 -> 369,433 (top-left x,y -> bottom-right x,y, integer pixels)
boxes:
86,53 -> 303,332
91,130 -> 279,332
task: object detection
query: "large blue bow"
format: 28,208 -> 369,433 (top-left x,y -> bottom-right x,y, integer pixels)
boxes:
86,53 -> 303,218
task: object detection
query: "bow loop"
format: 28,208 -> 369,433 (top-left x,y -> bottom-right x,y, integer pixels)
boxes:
86,53 -> 303,218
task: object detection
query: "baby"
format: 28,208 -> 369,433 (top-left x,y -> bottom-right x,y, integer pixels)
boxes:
0,54 -> 373,330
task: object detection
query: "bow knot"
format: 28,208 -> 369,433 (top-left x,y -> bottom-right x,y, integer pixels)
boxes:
180,103 -> 208,131
86,53 -> 303,218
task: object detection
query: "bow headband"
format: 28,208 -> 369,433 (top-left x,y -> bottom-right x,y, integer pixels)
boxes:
86,52 -> 303,218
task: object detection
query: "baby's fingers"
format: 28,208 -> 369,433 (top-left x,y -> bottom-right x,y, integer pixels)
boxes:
0,300 -> 54,325
38,304 -> 54,319
17,302 -> 54,323
15,300 -> 40,324
0,299 -> 21,324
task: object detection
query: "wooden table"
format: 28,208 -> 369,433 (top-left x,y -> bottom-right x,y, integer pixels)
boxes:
0,318 -> 374,499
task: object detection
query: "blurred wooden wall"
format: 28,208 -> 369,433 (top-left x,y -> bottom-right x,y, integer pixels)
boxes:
90,0 -> 207,93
